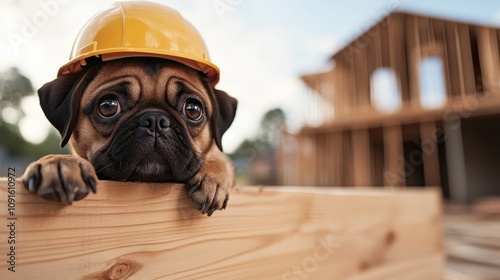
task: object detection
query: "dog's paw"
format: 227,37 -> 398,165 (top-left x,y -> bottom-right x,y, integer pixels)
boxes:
22,155 -> 97,205
186,166 -> 234,216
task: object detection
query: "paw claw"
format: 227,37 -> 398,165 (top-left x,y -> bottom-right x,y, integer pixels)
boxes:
207,207 -> 216,217
188,176 -> 204,196
87,177 -> 97,193
22,155 -> 98,205
28,176 -> 36,193
201,197 -> 211,214
39,187 -> 61,204
65,191 -> 75,205
188,184 -> 200,197
206,186 -> 220,217
222,195 -> 229,210
187,174 -> 232,216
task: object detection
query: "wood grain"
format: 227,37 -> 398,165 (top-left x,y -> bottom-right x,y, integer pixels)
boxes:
0,179 -> 443,279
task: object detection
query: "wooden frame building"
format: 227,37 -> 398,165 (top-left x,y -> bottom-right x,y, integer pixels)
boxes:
279,11 -> 500,203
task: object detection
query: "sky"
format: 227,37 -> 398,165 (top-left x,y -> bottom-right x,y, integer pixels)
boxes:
0,0 -> 499,152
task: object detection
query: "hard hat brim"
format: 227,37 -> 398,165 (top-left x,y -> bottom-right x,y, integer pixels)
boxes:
58,49 -> 220,86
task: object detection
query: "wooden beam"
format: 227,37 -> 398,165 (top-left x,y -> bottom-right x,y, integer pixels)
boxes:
390,14 -> 410,103
443,120 -> 469,204
477,26 -> 500,96
343,131 -> 354,186
0,179 -> 443,279
352,129 -> 373,186
349,50 -> 358,114
420,121 -> 441,187
332,131 -> 345,186
457,24 -> 476,96
370,128 -> 385,186
324,132 -> 334,186
418,16 -> 431,47
299,96 -> 500,135
316,134 -> 328,186
453,23 -> 468,97
383,124 -> 405,186
435,20 -> 454,100
410,15 -> 423,108
353,42 -> 370,111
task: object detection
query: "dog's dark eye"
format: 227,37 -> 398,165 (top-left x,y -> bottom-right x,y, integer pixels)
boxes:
98,98 -> 121,118
182,100 -> 203,121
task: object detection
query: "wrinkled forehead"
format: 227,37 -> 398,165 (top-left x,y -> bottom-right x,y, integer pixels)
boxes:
81,58 -> 211,106
98,58 -> 204,81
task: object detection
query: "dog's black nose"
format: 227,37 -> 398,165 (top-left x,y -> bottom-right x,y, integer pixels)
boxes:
138,113 -> 170,135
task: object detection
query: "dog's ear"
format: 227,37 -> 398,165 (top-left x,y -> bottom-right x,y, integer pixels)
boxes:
211,89 -> 237,152
38,70 -> 90,148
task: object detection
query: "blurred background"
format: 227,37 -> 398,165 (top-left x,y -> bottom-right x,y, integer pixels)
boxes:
1,1 -> 500,277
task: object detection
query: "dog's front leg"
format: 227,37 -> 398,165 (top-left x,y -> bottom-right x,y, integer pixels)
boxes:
22,154 -> 98,205
187,144 -> 235,216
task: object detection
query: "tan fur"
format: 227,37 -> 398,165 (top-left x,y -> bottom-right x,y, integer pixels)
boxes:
72,62 -> 215,161
22,60 -> 235,216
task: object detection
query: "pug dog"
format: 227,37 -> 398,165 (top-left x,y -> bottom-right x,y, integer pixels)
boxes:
21,57 -> 237,216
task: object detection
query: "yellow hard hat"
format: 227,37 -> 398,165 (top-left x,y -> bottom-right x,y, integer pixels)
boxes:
58,1 -> 220,85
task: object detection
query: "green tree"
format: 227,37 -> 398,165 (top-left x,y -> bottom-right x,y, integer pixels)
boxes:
232,108 -> 286,158
257,108 -> 286,149
230,108 -> 286,185
0,67 -> 69,157
0,67 -> 34,110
